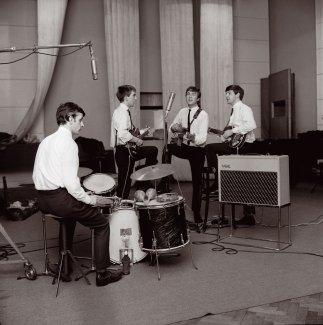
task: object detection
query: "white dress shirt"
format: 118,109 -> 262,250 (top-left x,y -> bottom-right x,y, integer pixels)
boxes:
110,103 -> 133,147
170,105 -> 209,147
229,100 -> 256,143
33,126 -> 95,205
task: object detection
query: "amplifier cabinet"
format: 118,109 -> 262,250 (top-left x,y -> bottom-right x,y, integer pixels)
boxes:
218,155 -> 290,207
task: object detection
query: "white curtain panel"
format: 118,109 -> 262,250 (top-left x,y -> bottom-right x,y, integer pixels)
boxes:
159,0 -> 195,126
200,0 -> 233,136
13,0 -> 68,142
103,0 -> 141,128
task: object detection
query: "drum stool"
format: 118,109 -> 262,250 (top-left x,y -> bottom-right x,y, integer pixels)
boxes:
201,166 -> 229,231
42,213 -> 91,297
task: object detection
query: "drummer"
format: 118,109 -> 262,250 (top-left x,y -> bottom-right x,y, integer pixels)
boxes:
33,102 -> 123,286
111,85 -> 158,199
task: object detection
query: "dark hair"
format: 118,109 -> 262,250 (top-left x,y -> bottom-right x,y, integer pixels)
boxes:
116,85 -> 136,102
185,86 -> 201,100
56,102 -> 85,125
225,85 -> 244,100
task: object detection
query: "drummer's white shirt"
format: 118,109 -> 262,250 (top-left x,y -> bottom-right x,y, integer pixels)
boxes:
33,126 -> 95,205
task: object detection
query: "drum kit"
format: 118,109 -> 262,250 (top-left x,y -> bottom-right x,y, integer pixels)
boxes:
82,164 -> 197,280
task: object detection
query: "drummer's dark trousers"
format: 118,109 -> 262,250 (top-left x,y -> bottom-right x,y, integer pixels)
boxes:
37,188 -> 111,272
115,145 -> 158,199
165,143 -> 205,221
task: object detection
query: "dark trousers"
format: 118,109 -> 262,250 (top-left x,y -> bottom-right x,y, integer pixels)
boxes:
37,188 -> 110,272
115,145 -> 158,199
165,143 -> 205,222
205,142 -> 255,169
205,142 -> 255,215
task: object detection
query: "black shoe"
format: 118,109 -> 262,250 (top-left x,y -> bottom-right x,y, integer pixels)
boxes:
211,216 -> 229,227
187,221 -> 203,233
48,262 -> 72,282
235,215 -> 255,226
96,270 -> 122,287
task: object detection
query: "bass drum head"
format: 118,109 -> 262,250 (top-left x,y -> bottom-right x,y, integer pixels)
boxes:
83,173 -> 115,195
108,207 -> 147,264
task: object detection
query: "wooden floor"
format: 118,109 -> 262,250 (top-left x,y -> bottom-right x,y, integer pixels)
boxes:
172,292 -> 323,325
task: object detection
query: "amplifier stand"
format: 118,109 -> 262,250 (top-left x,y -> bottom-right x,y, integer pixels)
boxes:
217,203 -> 292,251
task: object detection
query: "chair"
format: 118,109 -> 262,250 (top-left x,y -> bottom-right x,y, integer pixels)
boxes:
43,213 -> 91,297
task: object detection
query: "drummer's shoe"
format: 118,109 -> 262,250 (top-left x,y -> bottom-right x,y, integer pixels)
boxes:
96,269 -> 122,287
106,264 -> 123,273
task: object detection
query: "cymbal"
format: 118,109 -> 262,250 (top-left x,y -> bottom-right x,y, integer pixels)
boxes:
130,164 -> 175,181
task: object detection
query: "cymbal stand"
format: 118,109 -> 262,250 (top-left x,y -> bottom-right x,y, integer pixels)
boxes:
162,109 -> 170,192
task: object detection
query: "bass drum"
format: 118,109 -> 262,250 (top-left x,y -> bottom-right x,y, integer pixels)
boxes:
108,200 -> 147,264
135,196 -> 189,253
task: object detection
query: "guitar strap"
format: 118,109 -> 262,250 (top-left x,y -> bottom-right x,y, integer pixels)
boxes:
189,107 -> 202,130
187,107 -> 202,145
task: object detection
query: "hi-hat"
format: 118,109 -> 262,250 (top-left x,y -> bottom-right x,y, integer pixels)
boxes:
130,164 -> 175,181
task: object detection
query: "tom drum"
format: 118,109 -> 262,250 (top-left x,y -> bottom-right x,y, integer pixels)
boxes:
83,173 -> 116,213
135,195 -> 189,253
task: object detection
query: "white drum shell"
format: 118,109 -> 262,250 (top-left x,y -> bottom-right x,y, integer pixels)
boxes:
109,207 -> 147,264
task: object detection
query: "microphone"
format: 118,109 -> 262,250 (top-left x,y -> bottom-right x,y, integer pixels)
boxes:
165,92 -> 175,117
89,44 -> 98,80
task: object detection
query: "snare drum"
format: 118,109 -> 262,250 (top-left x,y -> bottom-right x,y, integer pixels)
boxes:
109,200 -> 148,264
135,196 -> 189,253
83,173 -> 116,213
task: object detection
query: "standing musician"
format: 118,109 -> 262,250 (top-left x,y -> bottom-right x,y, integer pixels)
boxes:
33,102 -> 123,286
205,84 -> 257,225
163,86 -> 209,231
111,85 -> 158,199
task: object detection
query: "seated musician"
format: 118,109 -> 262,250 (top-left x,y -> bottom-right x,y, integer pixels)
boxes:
205,84 -> 257,226
33,102 -> 123,286
111,85 -> 158,199
163,86 -> 209,232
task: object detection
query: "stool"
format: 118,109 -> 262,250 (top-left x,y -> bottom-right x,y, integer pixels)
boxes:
44,213 -> 91,297
201,166 -> 228,231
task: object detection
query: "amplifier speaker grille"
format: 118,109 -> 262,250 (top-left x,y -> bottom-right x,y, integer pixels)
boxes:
220,170 -> 279,206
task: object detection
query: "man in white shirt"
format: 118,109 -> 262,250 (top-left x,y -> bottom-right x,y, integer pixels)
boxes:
111,85 -> 158,199
164,86 -> 209,231
205,85 -> 257,225
33,102 -> 122,287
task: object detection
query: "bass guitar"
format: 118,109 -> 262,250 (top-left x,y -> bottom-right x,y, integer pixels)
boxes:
127,126 -> 151,158
170,125 -> 188,146
208,126 -> 247,149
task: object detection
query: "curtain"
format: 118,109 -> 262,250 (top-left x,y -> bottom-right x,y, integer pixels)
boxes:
103,0 -> 140,130
159,0 -> 195,126
200,0 -> 233,140
7,0 -> 68,145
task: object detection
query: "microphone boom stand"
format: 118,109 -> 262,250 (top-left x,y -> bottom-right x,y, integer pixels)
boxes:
162,110 -> 170,192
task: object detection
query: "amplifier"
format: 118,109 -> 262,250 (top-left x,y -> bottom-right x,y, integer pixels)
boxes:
218,155 -> 290,207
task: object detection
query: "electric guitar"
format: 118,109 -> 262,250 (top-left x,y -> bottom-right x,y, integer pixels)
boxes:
170,125 -> 188,146
208,126 -> 247,149
127,127 -> 151,158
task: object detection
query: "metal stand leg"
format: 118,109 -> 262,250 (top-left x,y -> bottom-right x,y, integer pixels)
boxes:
188,231 -> 198,270
35,215 -> 56,279
0,223 -> 37,280
75,229 -> 96,281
